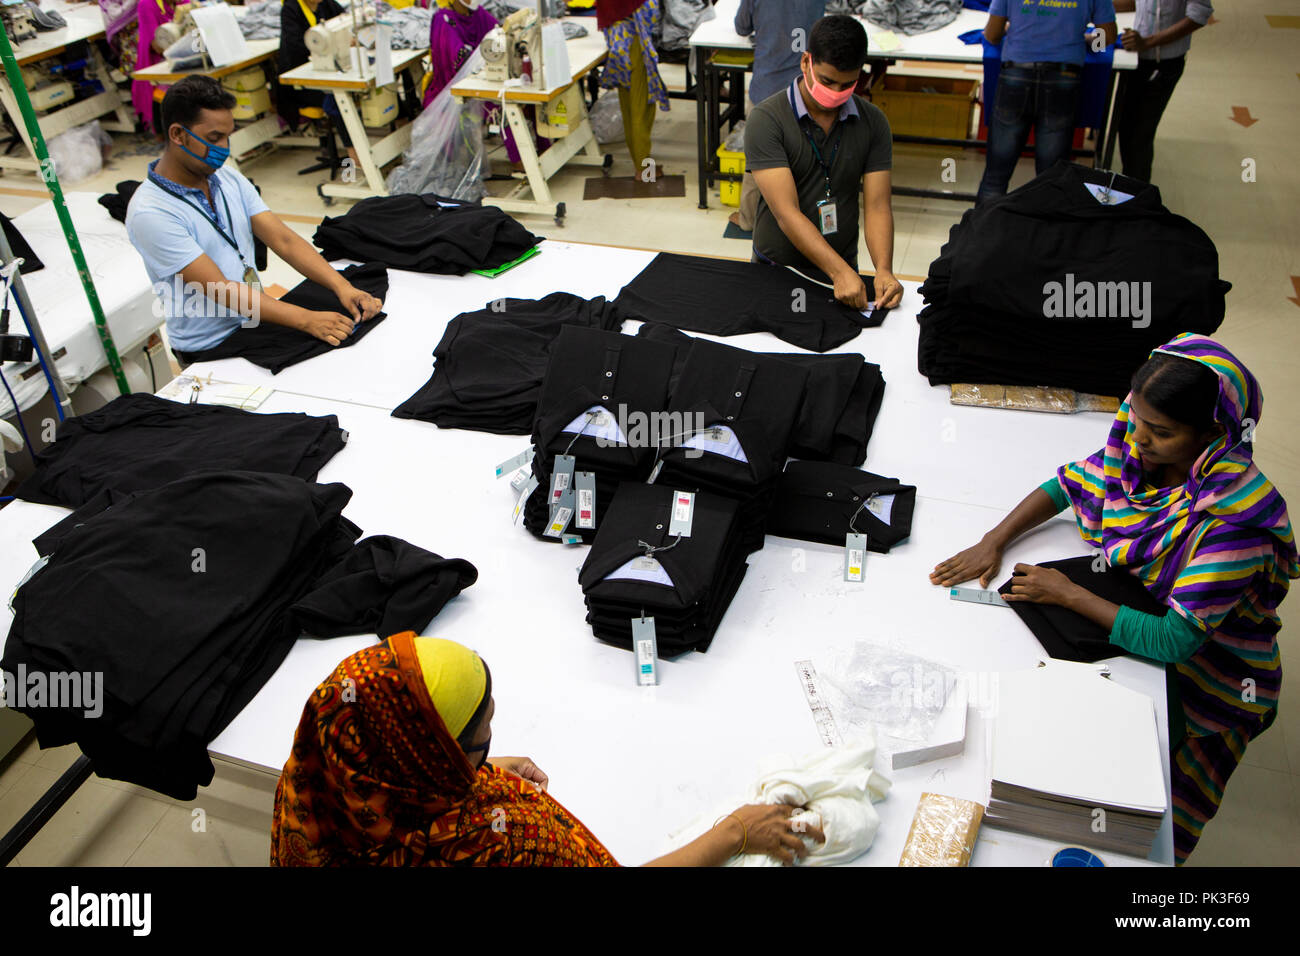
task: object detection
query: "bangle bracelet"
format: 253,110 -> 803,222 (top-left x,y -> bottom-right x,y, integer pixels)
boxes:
714,813 -> 748,856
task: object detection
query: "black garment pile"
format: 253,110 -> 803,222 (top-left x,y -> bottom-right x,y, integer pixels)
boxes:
15,393 -> 347,508
636,324 -> 886,466
650,337 -> 808,554
1,211 -> 43,272
96,180 -> 140,224
917,163 -> 1229,398
613,252 -> 885,353
99,179 -> 269,270
578,483 -> 748,656
2,471 -> 478,799
392,292 -> 628,433
998,555 -> 1168,663
766,462 -> 916,553
312,193 -> 541,275
175,263 -> 390,373
521,326 -> 677,542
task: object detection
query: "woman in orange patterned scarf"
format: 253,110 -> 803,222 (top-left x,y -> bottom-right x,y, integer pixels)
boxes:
272,631 -> 815,866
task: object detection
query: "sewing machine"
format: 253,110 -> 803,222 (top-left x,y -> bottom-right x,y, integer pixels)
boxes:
305,8 -> 377,73
0,0 -> 36,44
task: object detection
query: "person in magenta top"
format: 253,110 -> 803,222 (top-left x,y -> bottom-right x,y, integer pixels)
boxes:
132,0 -> 177,130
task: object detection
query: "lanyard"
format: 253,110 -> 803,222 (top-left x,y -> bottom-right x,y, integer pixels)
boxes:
297,0 -> 318,28
789,86 -> 841,199
168,186 -> 249,268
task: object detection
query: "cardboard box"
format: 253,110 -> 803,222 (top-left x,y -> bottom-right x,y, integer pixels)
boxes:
872,75 -> 977,140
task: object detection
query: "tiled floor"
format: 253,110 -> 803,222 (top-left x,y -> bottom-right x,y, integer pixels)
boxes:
2,1 -> 1298,866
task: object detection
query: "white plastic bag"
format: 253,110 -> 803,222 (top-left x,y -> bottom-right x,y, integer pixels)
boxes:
588,90 -> 623,145
386,51 -> 487,202
46,121 -> 110,184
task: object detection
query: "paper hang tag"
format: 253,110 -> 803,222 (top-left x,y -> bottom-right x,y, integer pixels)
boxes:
545,505 -> 574,538
844,532 -> 867,583
632,555 -> 661,572
512,474 -> 539,525
668,490 -> 695,538
633,616 -> 659,686
495,446 -> 534,479
575,471 -> 597,530
550,454 -> 576,507
646,460 -> 663,485
866,493 -> 896,524
509,470 -> 529,493
560,533 -> 583,545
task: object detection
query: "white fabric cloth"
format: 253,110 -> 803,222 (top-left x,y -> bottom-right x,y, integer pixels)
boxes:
671,737 -> 891,866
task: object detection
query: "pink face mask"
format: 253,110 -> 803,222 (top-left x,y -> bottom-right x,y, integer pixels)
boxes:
803,58 -> 857,110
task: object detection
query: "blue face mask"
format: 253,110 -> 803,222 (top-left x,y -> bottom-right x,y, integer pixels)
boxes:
178,125 -> 230,170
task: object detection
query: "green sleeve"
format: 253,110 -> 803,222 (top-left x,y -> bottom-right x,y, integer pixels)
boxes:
1108,605 -> 1207,663
1039,477 -> 1069,513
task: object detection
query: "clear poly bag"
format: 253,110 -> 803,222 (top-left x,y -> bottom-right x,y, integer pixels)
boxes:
588,90 -> 623,145
46,121 -> 110,184
385,51 -> 488,203
821,641 -> 957,754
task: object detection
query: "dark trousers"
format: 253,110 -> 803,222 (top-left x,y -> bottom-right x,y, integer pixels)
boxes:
977,63 -> 1083,203
1117,56 -> 1186,183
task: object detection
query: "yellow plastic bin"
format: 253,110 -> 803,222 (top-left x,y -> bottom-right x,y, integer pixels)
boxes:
716,144 -> 744,207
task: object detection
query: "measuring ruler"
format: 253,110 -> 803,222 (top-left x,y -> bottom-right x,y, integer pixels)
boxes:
793,660 -> 842,748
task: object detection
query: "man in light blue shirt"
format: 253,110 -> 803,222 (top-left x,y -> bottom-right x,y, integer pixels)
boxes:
978,0 -> 1117,201
126,76 -> 381,360
1113,0 -> 1212,182
732,0 -> 827,232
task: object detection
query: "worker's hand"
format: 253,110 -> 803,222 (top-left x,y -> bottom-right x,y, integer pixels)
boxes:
726,804 -> 825,866
832,268 -> 870,311
336,284 -> 383,322
1121,29 -> 1148,52
1003,563 -> 1080,607
489,756 -> 549,792
871,270 -> 903,309
298,309 -> 358,346
931,536 -> 1004,588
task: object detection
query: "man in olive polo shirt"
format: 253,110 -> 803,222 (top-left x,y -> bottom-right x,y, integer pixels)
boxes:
744,15 -> 902,311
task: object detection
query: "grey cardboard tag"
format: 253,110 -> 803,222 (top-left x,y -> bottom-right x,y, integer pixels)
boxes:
668,490 -> 695,538
575,471 -> 597,530
844,532 -> 867,583
633,617 -> 659,686
495,446 -> 534,479
512,474 -> 539,525
544,505 -> 574,538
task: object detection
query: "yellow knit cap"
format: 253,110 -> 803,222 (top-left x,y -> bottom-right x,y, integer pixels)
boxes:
411,637 -> 488,739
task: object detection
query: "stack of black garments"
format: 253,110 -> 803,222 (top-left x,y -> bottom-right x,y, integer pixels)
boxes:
521,326 -> 677,541
917,163 -> 1229,397
578,483 -> 748,655
3,471 -> 478,799
651,338 -> 808,554
613,252 -> 886,353
175,262 -> 390,373
636,324 -> 886,466
392,292 -> 628,433
312,193 -> 541,275
15,393 -> 347,507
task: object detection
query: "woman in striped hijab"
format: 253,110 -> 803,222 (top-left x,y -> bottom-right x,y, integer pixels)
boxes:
932,333 -> 1298,863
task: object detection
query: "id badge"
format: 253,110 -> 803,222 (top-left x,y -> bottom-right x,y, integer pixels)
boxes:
817,200 -> 838,236
242,266 -> 263,291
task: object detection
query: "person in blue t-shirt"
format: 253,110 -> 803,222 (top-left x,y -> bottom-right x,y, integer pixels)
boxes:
126,76 -> 382,363
978,0 -> 1117,202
